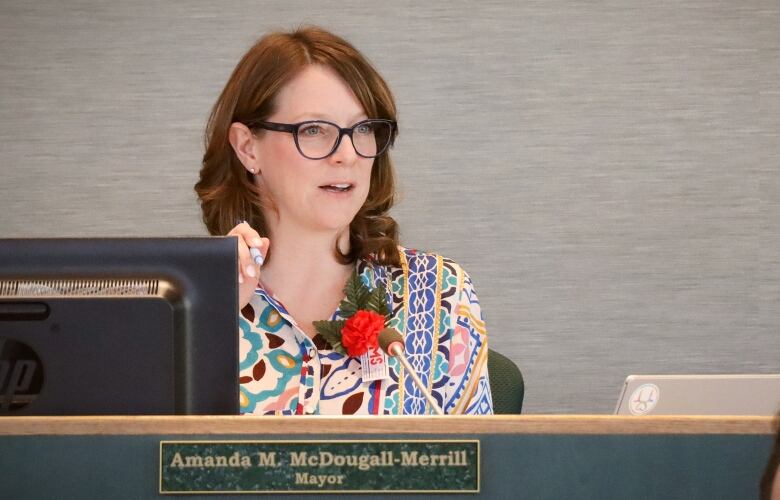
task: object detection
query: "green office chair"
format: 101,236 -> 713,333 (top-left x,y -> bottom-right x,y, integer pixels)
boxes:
487,349 -> 524,414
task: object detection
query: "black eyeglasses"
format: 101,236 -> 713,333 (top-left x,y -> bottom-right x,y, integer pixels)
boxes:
244,119 -> 396,160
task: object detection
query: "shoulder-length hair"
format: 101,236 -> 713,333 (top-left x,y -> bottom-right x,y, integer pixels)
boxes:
195,26 -> 400,266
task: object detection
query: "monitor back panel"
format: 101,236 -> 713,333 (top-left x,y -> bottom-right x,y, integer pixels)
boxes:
0,297 -> 175,415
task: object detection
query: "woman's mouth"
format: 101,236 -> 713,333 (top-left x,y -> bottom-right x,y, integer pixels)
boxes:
319,183 -> 354,193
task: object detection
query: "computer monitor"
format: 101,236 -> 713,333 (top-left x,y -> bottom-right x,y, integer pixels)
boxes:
0,237 -> 238,415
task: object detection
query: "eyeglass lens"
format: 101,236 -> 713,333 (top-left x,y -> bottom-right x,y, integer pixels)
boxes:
296,121 -> 392,159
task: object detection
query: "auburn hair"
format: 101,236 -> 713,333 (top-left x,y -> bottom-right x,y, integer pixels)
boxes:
195,26 -> 400,266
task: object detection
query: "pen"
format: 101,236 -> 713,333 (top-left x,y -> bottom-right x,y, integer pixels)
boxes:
249,246 -> 265,267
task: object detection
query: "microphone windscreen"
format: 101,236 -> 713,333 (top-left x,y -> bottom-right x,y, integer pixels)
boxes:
378,327 -> 404,354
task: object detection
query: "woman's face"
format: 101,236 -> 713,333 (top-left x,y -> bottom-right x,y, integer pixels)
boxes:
251,65 -> 374,237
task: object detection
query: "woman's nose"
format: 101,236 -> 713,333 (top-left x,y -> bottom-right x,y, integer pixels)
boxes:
328,133 -> 359,164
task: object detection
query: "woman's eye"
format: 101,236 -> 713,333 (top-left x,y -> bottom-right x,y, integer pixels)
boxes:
300,125 -> 322,136
355,123 -> 373,135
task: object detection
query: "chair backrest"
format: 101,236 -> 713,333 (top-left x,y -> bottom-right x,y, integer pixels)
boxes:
487,349 -> 524,414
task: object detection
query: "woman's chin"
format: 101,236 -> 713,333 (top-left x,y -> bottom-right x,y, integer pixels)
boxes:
305,214 -> 358,234
308,206 -> 362,231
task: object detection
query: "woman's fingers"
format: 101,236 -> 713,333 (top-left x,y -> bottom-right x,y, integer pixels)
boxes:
251,237 -> 270,264
228,223 -> 269,309
235,235 -> 252,284
235,221 -> 262,241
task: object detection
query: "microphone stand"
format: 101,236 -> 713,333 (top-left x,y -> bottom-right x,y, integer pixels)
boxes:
386,343 -> 444,416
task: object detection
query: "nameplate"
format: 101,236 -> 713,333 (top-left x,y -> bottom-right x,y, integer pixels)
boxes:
159,439 -> 479,494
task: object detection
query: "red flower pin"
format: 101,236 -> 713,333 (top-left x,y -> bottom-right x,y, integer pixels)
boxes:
313,270 -> 390,357
341,310 -> 386,357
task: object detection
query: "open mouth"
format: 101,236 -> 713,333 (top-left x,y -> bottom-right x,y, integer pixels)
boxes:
319,183 -> 354,193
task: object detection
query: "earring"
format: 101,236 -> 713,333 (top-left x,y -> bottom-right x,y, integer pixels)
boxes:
249,168 -> 256,174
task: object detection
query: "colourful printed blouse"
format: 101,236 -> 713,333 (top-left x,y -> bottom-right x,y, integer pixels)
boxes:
238,247 -> 493,415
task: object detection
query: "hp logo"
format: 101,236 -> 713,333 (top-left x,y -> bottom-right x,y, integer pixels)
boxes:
0,338 -> 44,412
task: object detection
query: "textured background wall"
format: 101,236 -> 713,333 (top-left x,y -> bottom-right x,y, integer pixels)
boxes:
1,1 -> 778,413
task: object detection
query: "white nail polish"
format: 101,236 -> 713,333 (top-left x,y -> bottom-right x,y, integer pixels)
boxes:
246,265 -> 257,278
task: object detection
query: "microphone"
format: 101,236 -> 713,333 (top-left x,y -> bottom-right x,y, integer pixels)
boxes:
378,328 -> 444,415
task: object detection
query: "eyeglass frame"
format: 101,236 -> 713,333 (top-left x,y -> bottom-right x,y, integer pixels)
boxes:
243,118 -> 397,160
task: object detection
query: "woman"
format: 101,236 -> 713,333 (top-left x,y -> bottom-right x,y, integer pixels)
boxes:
762,412 -> 780,500
195,26 -> 492,415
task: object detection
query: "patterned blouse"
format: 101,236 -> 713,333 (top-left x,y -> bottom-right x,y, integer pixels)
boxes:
238,247 -> 493,415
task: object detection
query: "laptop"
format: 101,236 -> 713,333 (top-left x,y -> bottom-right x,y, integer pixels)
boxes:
614,374 -> 780,416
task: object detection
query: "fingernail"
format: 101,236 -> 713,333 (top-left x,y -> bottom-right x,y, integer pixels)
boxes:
238,273 -> 244,284
246,265 -> 257,278
251,238 -> 263,247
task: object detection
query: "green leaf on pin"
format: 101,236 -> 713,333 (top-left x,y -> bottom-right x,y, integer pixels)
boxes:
366,285 -> 389,317
313,319 -> 346,354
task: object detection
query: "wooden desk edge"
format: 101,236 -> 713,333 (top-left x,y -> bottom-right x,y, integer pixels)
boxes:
0,415 -> 774,436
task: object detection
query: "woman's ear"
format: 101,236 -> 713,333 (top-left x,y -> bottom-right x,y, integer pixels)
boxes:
228,122 -> 261,174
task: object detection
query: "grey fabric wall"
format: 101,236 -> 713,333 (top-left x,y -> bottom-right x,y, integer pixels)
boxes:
1,1 -> 777,413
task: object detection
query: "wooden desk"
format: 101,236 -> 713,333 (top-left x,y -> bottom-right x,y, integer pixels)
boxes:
0,415 -> 773,499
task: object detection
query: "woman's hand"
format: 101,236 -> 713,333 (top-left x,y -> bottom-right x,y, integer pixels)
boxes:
228,222 -> 270,310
